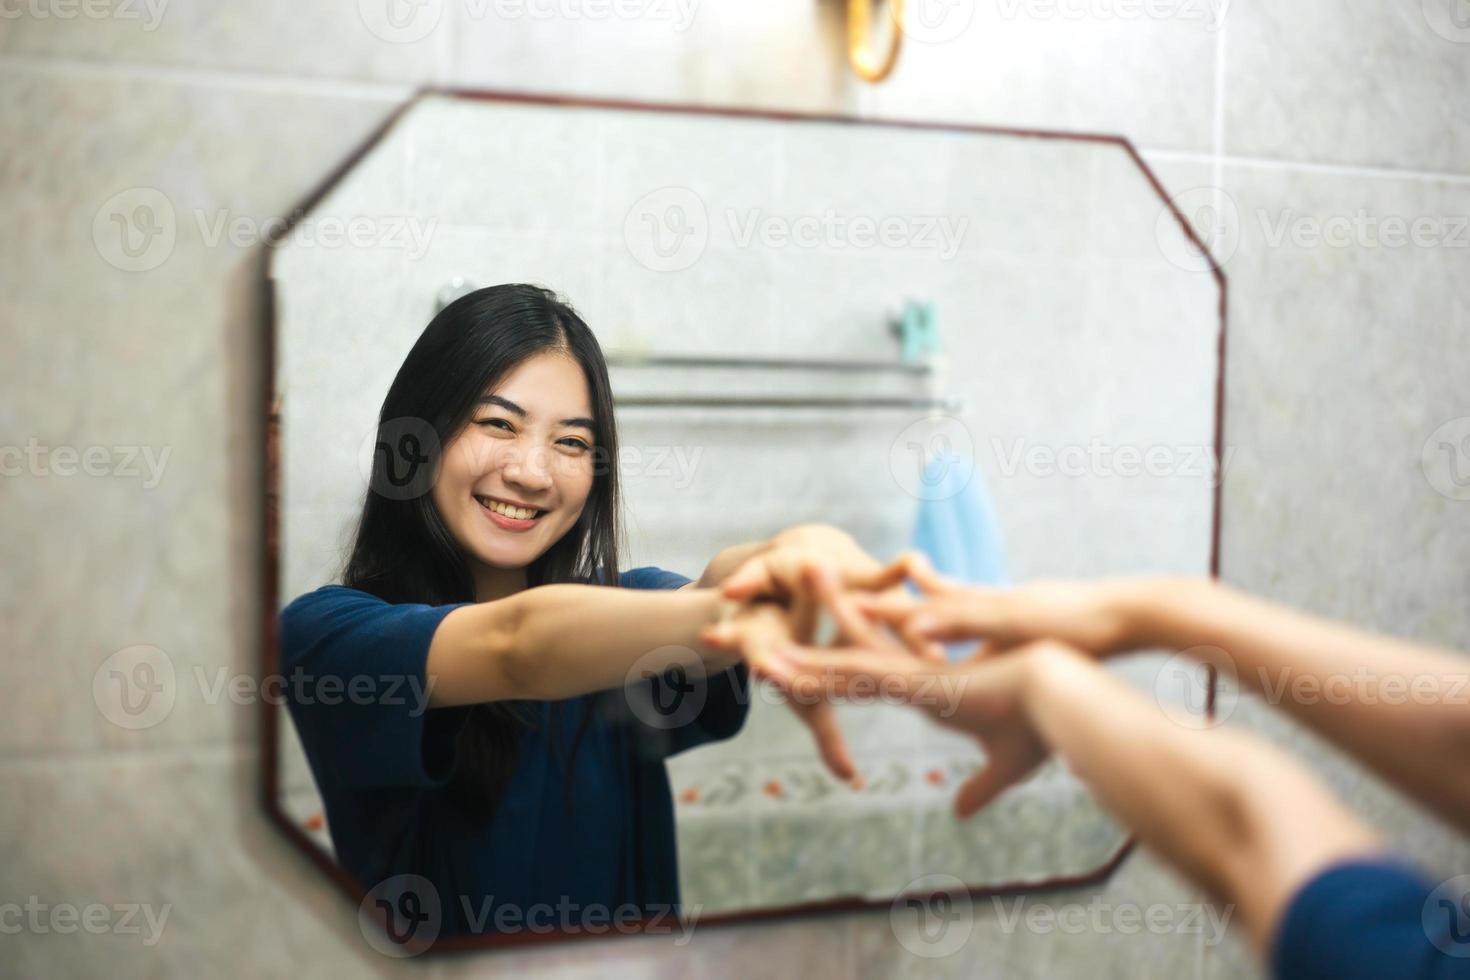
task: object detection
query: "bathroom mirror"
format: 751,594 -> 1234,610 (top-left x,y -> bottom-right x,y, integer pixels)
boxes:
263,90 -> 1225,953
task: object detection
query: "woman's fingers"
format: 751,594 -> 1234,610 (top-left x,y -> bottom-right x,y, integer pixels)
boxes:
774,644 -> 932,705
808,564 -> 889,650
791,699 -> 857,783
720,553 -> 784,600
907,595 -> 1010,642
952,738 -> 1044,819
838,553 -> 913,592
906,553 -> 965,596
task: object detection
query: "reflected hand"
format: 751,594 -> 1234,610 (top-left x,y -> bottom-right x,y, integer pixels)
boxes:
762,590 -> 1066,818
702,596 -> 859,781
854,555 -> 1152,661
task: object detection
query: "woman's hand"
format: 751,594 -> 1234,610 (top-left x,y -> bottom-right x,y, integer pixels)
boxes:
856,555 -> 1170,661
716,527 -> 942,661
759,566 -> 1070,816
705,595 -> 860,781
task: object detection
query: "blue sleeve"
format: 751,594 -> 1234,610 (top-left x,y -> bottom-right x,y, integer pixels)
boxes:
279,586 -> 473,789
616,566 -> 751,759
1271,858 -> 1469,979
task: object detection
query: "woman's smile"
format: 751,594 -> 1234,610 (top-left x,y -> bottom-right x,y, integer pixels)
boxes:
475,493 -> 548,532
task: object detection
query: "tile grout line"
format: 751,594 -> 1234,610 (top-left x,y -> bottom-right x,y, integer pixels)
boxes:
0,52 -> 414,102
0,739 -> 253,772
1,53 -> 1468,185
1138,147 -> 1470,186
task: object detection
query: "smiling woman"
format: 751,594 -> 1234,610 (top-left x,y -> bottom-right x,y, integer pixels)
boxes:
276,283 -> 901,941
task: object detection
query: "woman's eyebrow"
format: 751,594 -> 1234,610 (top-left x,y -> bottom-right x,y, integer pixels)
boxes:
478,394 -> 526,417
479,395 -> 594,430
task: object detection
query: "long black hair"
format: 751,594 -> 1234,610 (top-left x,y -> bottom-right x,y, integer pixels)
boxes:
343,283 -> 622,822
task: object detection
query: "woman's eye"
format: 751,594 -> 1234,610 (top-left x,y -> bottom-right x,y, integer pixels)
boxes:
558,438 -> 591,451
475,418 -> 514,432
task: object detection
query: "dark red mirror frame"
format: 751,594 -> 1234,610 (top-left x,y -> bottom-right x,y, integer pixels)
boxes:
259,86 -> 1229,956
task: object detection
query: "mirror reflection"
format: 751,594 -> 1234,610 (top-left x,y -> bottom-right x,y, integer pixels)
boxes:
267,93 -> 1221,944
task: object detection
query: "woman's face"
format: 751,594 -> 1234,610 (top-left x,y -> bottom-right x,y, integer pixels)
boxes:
432,351 -> 598,580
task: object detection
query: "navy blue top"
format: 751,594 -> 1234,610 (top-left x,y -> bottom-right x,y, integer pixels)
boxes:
1272,857 -> 1470,979
279,567 -> 749,936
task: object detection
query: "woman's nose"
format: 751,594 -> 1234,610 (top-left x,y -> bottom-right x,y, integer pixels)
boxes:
501,445 -> 555,491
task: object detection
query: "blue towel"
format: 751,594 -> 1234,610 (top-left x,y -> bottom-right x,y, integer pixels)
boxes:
909,455 -> 1009,659
910,454 -> 1009,586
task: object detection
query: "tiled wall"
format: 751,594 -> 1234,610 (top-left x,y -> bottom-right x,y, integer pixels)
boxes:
4,2 -> 1468,977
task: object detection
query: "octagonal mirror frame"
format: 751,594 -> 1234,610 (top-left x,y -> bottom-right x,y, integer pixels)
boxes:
259,86 -> 1228,956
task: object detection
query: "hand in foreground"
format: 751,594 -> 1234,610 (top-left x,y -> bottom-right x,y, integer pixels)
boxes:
759,567 -> 1069,817
855,555 -> 1162,661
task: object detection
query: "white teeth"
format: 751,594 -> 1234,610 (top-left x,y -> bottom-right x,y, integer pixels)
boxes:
479,497 -> 539,521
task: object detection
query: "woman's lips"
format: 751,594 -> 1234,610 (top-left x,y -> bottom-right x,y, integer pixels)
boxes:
477,496 -> 542,532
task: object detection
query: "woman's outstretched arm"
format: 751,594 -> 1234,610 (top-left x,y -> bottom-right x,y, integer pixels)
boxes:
766,633 -> 1384,958
862,567 -> 1470,835
425,582 -> 742,707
